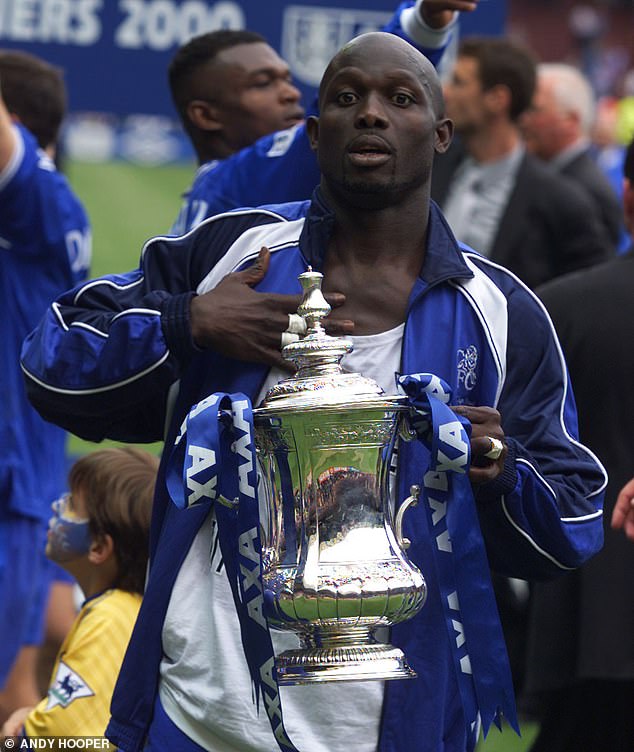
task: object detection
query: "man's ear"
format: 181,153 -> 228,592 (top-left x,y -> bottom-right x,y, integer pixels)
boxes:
88,533 -> 115,566
306,115 -> 319,153
186,100 -> 222,133
434,117 -> 454,155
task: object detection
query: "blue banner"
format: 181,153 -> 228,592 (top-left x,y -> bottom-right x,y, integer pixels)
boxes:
0,0 -> 505,162
0,0 -> 505,116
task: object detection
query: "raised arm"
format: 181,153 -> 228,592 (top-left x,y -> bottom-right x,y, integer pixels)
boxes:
420,0 -> 479,28
21,211 -> 349,443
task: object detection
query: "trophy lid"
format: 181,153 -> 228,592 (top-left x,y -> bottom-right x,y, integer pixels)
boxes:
255,268 -> 405,414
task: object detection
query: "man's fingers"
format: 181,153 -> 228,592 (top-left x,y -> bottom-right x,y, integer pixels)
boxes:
324,292 -> 346,309
612,494 -> 634,529
269,353 -> 297,373
235,246 -> 271,287
322,318 -> 355,337
611,478 -> 634,531
469,465 -> 500,485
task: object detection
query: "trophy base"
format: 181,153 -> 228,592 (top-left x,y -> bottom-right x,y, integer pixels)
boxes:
275,642 -> 417,685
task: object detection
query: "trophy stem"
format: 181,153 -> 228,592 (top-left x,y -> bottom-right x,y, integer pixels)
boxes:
300,626 -> 375,649
275,628 -> 417,685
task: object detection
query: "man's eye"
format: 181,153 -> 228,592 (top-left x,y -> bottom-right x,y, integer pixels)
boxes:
252,77 -> 274,88
393,92 -> 414,106
336,91 -> 358,105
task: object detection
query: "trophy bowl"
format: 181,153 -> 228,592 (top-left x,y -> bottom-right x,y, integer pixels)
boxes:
253,269 -> 427,685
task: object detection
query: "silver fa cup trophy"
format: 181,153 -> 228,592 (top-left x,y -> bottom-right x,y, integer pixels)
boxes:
253,268 -> 427,685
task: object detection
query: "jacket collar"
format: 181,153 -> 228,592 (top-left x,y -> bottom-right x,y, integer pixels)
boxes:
300,188 -> 474,287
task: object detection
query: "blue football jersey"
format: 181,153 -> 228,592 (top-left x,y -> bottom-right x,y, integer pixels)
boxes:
0,125 -> 91,519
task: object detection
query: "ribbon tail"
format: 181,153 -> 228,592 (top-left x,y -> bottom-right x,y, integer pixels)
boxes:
399,372 -> 519,740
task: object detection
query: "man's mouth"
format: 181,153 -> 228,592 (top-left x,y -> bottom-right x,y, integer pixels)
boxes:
286,110 -> 305,126
348,136 -> 392,166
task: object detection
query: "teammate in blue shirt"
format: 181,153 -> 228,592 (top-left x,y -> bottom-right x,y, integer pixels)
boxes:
169,0 -> 481,234
0,51 -> 91,719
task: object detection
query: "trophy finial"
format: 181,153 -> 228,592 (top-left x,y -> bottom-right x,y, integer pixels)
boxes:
282,268 -> 351,376
258,268 -> 387,407
297,268 -> 331,333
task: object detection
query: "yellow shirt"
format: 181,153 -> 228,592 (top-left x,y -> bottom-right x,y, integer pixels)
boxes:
24,589 -> 141,742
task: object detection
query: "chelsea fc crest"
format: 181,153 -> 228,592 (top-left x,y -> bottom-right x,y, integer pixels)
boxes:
281,5 -> 391,87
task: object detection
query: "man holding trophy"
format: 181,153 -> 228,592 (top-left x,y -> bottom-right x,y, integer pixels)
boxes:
21,32 -> 605,752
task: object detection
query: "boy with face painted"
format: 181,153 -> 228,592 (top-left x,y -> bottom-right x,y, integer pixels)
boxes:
0,448 -> 158,743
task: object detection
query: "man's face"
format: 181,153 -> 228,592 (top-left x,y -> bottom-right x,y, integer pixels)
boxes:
309,35 -> 449,206
443,55 -> 490,135
200,42 -> 304,152
521,76 -> 569,160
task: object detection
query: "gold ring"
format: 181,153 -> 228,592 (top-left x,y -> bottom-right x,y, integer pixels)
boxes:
484,437 -> 504,460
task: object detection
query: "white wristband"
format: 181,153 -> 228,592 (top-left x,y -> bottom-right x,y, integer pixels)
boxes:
400,0 -> 458,50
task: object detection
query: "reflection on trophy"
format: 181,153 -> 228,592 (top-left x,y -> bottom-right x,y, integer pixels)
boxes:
253,268 -> 427,685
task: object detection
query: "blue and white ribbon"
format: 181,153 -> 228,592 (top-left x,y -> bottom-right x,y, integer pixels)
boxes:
399,373 -> 518,738
166,392 -> 299,752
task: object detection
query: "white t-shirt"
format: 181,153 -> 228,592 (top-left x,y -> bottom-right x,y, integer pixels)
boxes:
160,325 -> 404,751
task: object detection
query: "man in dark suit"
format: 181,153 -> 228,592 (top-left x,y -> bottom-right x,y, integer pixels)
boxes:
431,36 -> 613,696
521,62 -> 624,251
431,37 -> 611,290
523,136 -> 634,752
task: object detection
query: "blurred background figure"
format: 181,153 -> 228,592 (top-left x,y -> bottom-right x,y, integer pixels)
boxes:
521,62 -> 625,252
0,50 -> 91,722
591,95 -> 627,206
1,447 -> 158,741
431,36 -> 611,290
431,34 -> 613,700
523,135 -> 634,752
167,27 -> 305,164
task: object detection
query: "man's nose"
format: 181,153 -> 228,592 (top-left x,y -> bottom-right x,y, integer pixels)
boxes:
355,93 -> 389,128
280,78 -> 302,103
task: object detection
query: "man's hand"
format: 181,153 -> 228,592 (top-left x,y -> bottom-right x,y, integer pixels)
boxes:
420,0 -> 480,30
190,247 -> 353,370
452,405 -> 507,484
612,476 -> 634,542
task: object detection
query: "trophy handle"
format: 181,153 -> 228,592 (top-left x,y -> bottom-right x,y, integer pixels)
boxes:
398,408 -> 419,442
394,484 -> 421,550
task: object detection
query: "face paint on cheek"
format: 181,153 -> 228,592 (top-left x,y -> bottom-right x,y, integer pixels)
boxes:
47,498 -> 92,562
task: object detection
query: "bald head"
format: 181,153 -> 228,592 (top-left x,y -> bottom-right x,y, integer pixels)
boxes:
319,32 -> 445,118
307,30 -> 453,212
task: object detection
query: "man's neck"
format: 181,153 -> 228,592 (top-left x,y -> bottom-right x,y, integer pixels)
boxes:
550,137 -> 589,169
195,137 -> 235,164
462,121 -> 521,164
328,195 -> 429,269
320,191 -> 430,335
